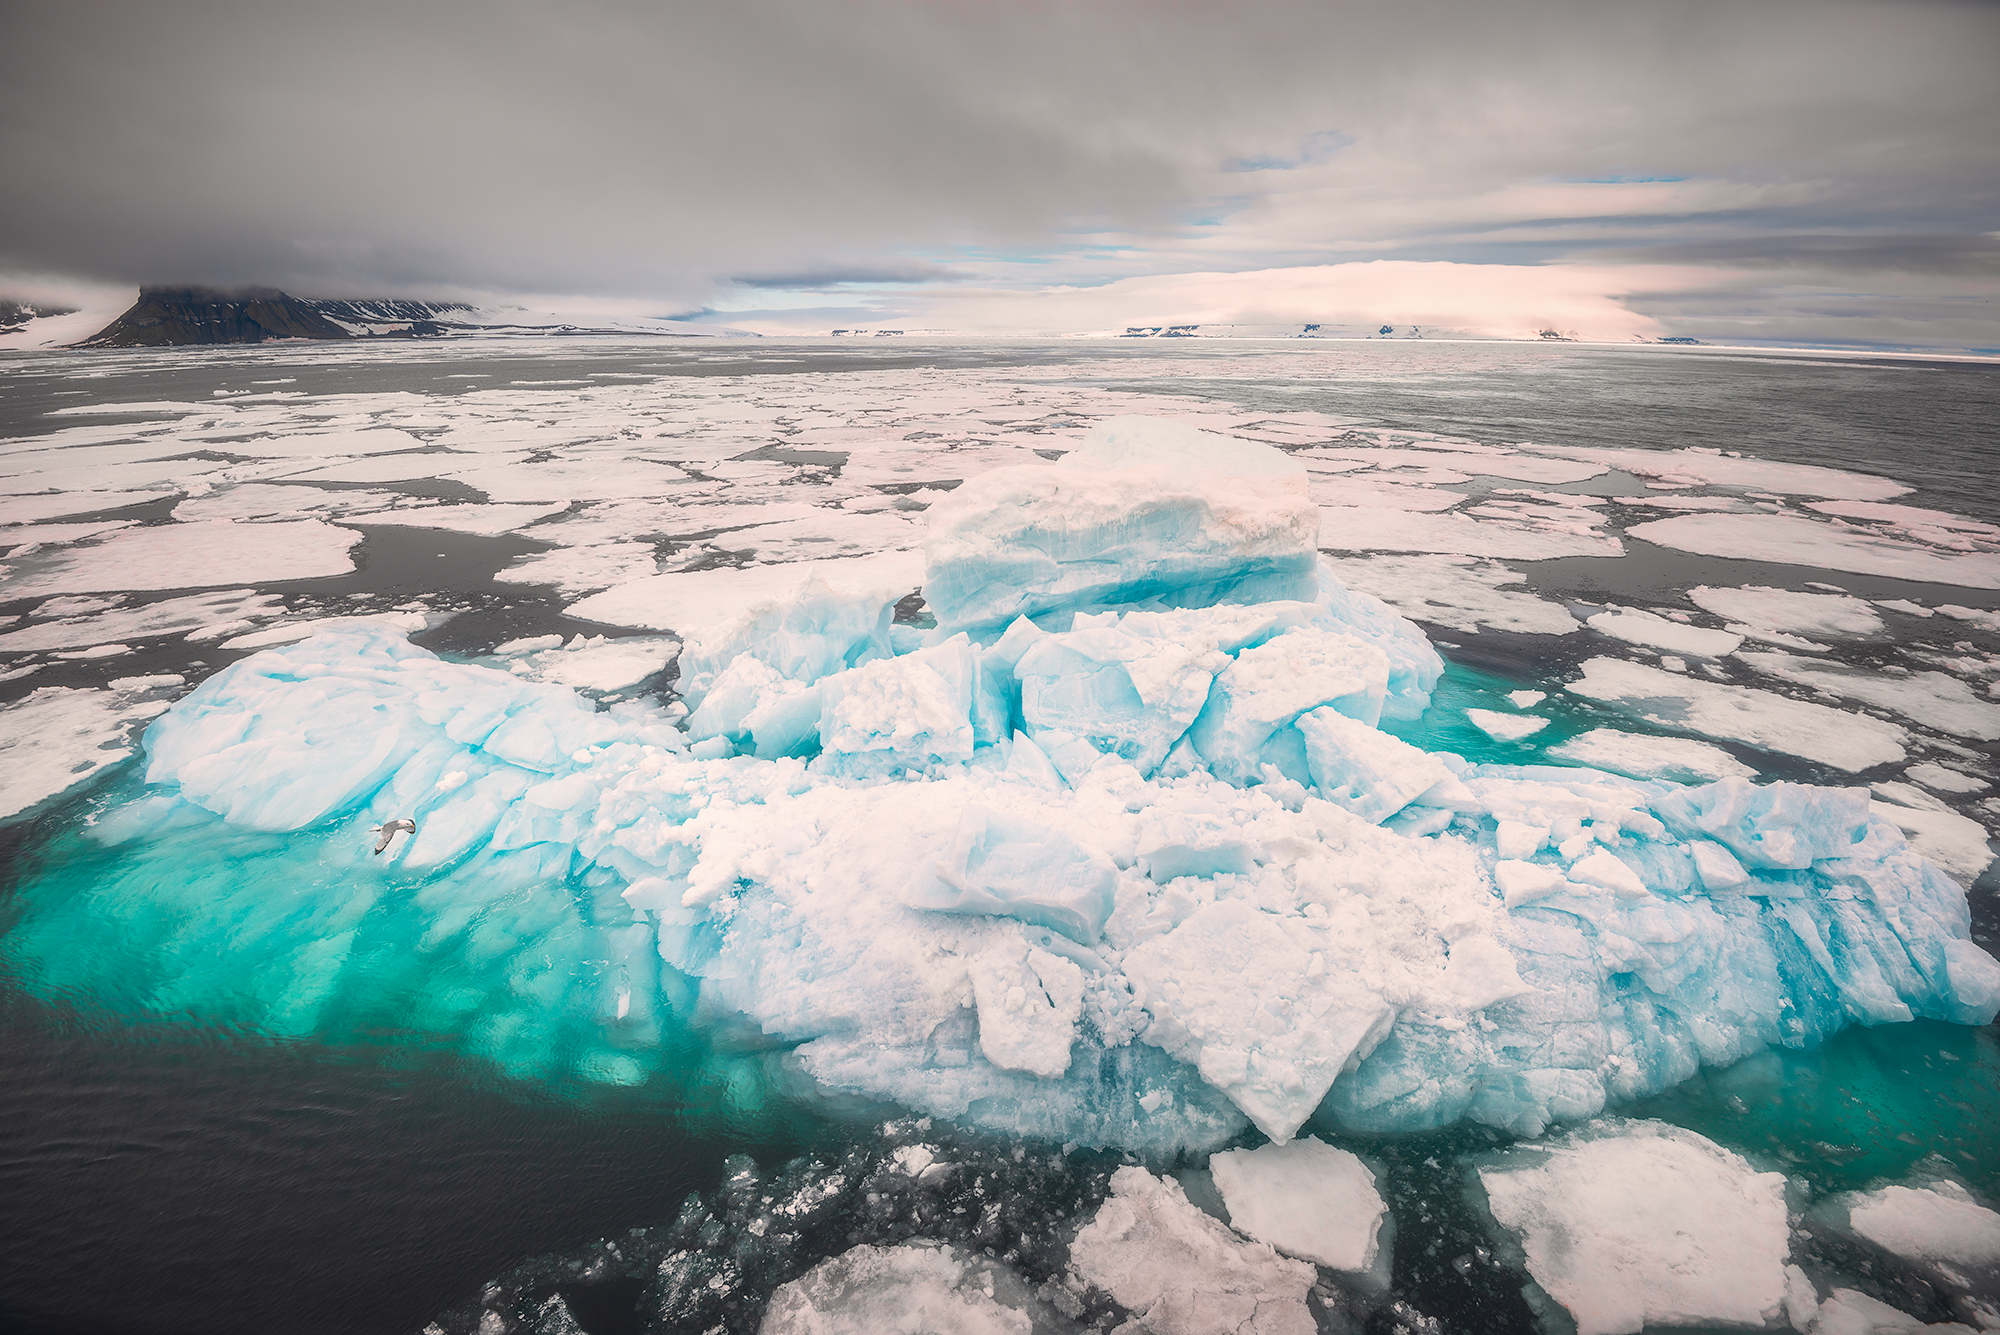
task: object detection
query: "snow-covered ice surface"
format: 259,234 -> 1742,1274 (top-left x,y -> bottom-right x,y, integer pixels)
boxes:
3,338 -> 1999,1335
1477,1120 -> 1794,1335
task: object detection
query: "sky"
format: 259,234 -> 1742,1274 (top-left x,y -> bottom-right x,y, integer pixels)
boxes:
2,0 -> 1996,346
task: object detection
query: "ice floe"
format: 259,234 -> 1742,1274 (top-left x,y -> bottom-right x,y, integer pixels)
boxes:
1566,656 -> 1908,772
1208,1137 -> 1388,1281
1317,554 -> 1579,635
1477,1120 -> 1793,1335
1069,1166 -> 1315,1335
1689,584 -> 1884,639
1630,514 -> 2000,588
1586,606 -> 1742,657
0,679 -> 180,820
1738,651 -> 2000,741
0,518 -> 361,597
1543,728 -> 1755,784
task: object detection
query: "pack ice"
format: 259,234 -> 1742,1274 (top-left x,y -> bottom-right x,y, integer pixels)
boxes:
112,417 -> 2000,1150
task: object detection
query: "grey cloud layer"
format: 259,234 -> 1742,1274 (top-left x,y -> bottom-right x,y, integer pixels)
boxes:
2,0 -> 1995,329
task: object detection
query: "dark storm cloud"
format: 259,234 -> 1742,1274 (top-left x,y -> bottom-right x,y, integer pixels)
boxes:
2,0 -> 1996,319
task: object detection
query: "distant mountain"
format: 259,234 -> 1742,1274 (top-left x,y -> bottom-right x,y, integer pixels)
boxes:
0,298 -> 79,335
73,286 -> 755,347
78,286 -> 460,347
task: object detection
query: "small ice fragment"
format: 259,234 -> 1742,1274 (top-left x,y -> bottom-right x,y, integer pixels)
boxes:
1297,706 -> 1449,824
1208,1137 -> 1387,1278
1587,607 -> 1742,657
1566,850 -> 1651,899
1494,821 -> 1546,860
761,1241 -> 1069,1335
1493,860 -> 1567,909
1465,708 -> 1548,742
1507,690 -> 1546,708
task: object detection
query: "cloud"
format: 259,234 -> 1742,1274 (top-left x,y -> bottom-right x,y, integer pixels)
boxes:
1,0 -> 1994,346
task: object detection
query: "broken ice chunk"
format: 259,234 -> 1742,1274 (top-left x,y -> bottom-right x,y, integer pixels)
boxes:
1189,628 -> 1390,784
1465,708 -> 1549,742
1566,849 -> 1651,899
816,635 -> 977,777
1478,1120 -> 1792,1335
1653,776 -> 1875,869
1069,1165 -> 1315,1335
1492,859 -> 1568,909
1209,1137 -> 1388,1282
1689,840 -> 1751,892
909,804 -> 1118,944
968,938 -> 1086,1079
1123,899 -> 1395,1142
761,1240 -> 1074,1335
1014,615 -> 1224,775
1297,705 -> 1449,823
1136,806 -> 1259,880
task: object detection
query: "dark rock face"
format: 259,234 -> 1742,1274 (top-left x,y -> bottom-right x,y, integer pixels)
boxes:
82,285 -> 356,347
78,288 -> 473,346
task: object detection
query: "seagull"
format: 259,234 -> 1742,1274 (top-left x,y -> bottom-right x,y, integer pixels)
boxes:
372,819 -> 416,855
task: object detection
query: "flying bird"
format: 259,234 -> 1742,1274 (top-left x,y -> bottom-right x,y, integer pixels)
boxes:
372,819 -> 416,855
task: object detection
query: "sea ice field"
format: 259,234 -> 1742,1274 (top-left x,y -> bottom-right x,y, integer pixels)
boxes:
1,337 -> 1998,1335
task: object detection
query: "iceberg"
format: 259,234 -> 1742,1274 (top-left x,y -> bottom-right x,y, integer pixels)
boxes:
921,415 -> 1322,631
21,414 -> 1999,1161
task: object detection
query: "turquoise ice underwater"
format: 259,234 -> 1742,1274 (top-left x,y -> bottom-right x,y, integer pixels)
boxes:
4,357 -> 2000,1335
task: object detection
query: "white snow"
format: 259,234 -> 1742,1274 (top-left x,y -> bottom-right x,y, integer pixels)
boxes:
0,519 -> 361,597
1629,514 -> 2000,589
1465,708 -> 1548,742
1478,1121 -> 1793,1335
1069,1166 -> 1315,1335
1208,1137 -> 1387,1276
1544,729 -> 1756,784
1586,607 -> 1742,657
1566,656 -> 1908,771
1688,584 -> 1884,639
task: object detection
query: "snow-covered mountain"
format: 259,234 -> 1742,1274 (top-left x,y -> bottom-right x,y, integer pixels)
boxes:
2,286 -> 757,349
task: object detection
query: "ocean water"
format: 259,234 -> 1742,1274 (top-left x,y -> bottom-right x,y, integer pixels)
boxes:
1,337 -> 1996,1334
